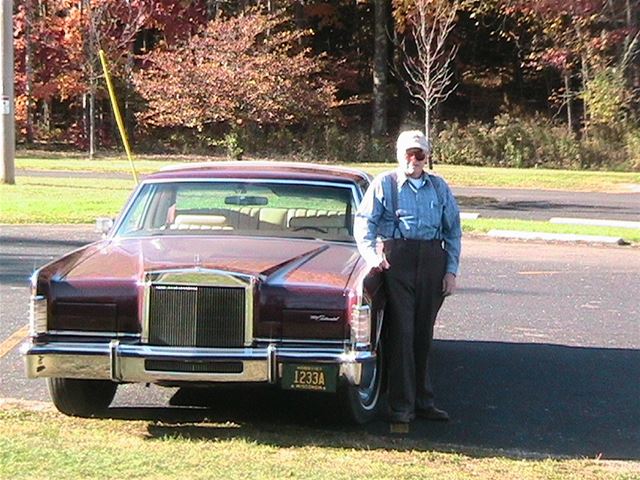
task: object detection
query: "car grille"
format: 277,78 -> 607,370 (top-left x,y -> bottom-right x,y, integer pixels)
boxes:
147,284 -> 246,347
145,360 -> 243,374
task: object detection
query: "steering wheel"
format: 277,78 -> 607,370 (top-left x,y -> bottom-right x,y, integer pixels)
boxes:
293,226 -> 328,234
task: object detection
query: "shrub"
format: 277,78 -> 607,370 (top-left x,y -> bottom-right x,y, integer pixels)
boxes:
625,128 -> 640,171
433,114 -> 637,170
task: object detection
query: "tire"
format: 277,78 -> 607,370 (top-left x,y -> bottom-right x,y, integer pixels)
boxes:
339,340 -> 384,424
47,378 -> 118,417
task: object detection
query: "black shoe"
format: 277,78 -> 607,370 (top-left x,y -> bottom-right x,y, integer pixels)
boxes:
416,406 -> 449,422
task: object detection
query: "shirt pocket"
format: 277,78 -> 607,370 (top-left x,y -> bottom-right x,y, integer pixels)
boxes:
428,199 -> 444,226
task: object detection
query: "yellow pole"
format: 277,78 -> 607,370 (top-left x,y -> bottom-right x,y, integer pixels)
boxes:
98,49 -> 139,184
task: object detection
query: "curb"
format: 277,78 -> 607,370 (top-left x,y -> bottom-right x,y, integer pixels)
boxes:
549,217 -> 640,229
487,229 -> 629,245
461,213 -> 635,245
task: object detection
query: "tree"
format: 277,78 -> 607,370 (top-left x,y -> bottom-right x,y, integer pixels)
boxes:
371,0 -> 389,137
505,0 -> 638,135
394,0 -> 460,167
13,0 -> 199,151
77,0 -> 151,158
134,11 -> 335,131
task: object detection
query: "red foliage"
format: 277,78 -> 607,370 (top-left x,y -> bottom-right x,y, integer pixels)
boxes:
133,12 -> 336,129
506,0 -> 605,17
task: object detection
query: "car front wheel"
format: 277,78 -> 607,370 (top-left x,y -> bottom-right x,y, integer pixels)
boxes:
339,340 -> 384,424
47,378 -> 118,417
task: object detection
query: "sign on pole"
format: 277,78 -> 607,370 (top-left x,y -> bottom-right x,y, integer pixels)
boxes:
1,95 -> 9,115
1,0 -> 16,185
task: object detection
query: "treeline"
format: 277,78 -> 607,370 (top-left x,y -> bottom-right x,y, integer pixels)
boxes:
13,0 -> 640,170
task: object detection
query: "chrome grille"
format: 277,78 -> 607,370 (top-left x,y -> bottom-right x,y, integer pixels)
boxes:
147,284 -> 246,347
145,360 -> 243,373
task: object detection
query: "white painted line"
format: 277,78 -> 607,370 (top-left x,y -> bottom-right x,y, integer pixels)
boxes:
487,230 -> 627,245
0,325 -> 29,359
460,212 -> 481,220
549,217 -> 640,229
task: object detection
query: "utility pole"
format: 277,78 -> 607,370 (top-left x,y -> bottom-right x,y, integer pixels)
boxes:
1,0 -> 15,184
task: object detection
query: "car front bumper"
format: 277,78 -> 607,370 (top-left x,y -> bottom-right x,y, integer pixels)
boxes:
23,340 -> 374,387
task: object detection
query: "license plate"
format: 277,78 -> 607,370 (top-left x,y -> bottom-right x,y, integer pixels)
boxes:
281,364 -> 337,392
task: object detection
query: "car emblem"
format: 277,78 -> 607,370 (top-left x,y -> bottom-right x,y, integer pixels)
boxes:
310,314 -> 340,322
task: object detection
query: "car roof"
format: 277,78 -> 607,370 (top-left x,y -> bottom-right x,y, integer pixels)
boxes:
146,161 -> 372,184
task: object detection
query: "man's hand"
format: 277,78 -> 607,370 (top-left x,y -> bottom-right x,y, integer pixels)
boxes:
442,272 -> 457,297
374,255 -> 390,272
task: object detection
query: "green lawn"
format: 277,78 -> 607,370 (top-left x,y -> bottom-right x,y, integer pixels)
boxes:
1,406 -> 637,480
0,176 -> 132,224
353,163 -> 640,192
462,218 -> 640,243
14,153 -> 640,192
1,176 -> 638,243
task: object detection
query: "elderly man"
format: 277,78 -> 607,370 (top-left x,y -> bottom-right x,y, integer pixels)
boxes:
354,130 -> 462,425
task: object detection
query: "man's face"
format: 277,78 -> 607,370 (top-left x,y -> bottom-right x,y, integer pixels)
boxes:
402,148 -> 427,178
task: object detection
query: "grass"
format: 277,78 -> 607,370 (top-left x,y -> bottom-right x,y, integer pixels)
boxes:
1,406 -> 638,480
352,163 -> 640,192
13,152 -> 640,192
1,176 -> 638,244
462,218 -> 640,243
0,176 -> 132,224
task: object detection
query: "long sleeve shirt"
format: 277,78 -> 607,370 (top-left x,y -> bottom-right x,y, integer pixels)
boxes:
354,168 -> 462,275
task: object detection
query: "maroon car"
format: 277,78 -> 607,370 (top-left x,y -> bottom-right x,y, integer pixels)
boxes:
24,162 -> 386,423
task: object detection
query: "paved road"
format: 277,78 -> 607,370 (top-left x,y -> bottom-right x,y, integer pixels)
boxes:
0,226 -> 638,459
452,186 -> 640,222
18,169 -> 640,222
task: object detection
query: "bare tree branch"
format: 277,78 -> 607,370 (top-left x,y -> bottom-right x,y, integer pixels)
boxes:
395,0 -> 460,165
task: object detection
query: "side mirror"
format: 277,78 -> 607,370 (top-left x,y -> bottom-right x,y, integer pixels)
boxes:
95,217 -> 114,237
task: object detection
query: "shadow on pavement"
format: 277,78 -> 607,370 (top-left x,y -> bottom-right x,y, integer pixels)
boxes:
0,235 -> 95,285
101,340 -> 639,460
0,235 -> 92,249
424,340 -> 639,460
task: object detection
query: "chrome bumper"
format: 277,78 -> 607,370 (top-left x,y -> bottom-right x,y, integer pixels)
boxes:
23,340 -> 374,386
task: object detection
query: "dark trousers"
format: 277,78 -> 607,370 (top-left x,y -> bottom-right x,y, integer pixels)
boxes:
383,238 -> 447,422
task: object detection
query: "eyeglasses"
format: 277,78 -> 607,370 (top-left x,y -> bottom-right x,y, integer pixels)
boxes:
407,150 -> 426,161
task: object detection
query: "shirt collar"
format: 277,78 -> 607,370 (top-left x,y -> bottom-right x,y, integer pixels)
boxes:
396,167 -> 427,188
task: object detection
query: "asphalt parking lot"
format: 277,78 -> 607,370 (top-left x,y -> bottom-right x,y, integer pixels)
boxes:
1,225 -> 638,459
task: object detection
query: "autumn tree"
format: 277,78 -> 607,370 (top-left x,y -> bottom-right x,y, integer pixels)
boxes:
14,0 -> 70,142
394,0 -> 461,167
134,11 -> 335,135
371,0 -> 389,137
13,0 -> 208,150
506,0 -> 639,134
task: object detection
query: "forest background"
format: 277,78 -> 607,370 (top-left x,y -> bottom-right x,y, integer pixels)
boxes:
12,0 -> 640,171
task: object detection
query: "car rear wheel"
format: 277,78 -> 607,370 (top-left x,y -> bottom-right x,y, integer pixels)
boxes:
339,340 -> 384,424
47,378 -> 118,417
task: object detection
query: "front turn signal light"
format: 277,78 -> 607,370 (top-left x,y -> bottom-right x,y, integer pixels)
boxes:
350,304 -> 371,348
29,295 -> 48,336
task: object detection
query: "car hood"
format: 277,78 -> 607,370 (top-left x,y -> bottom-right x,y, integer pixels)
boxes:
55,235 -> 363,289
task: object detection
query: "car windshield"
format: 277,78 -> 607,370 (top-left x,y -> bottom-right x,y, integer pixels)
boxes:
115,180 -> 357,241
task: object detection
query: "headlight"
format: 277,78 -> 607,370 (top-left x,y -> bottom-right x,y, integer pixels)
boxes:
350,304 -> 371,347
29,295 -> 48,336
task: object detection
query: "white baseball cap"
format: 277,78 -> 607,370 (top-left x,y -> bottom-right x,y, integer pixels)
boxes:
396,130 -> 431,163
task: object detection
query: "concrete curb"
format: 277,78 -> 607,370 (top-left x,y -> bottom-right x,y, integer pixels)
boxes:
487,229 -> 629,245
549,217 -> 640,229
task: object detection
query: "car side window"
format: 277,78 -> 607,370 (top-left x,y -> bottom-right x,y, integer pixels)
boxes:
118,184 -> 155,234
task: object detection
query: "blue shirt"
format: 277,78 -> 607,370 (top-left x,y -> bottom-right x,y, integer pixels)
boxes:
354,169 -> 462,275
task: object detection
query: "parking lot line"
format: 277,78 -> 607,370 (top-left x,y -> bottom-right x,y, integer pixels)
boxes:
0,325 -> 29,359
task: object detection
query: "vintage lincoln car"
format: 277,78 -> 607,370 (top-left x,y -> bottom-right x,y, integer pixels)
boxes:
24,162 -> 386,423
